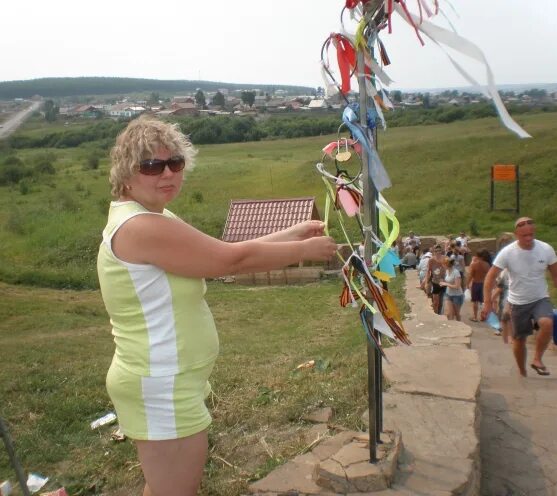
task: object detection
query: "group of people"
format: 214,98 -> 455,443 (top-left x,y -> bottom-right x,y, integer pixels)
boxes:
94,116 -> 556,494
398,230 -> 471,321
402,220 -> 557,379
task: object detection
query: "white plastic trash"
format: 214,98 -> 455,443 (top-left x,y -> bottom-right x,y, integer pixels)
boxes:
463,289 -> 471,302
26,473 -> 49,493
0,480 -> 13,496
90,412 -> 117,430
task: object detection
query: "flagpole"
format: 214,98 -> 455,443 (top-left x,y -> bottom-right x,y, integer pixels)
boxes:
357,48 -> 380,463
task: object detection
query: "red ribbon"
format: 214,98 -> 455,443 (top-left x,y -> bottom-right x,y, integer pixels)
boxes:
333,34 -> 356,94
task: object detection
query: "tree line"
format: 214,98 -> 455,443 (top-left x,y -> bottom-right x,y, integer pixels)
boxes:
0,77 -> 315,99
7,101 -> 555,154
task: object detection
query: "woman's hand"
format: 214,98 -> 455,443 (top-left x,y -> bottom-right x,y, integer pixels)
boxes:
256,221 -> 326,243
301,236 -> 338,261
285,221 -> 326,241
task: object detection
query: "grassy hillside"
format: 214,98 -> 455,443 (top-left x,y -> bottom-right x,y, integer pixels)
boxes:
0,112 -> 556,289
0,276 -> 408,495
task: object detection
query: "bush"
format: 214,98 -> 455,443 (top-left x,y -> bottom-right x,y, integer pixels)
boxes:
85,155 -> 100,170
0,164 -> 30,185
35,160 -> 56,175
2,154 -> 24,167
19,180 -> 30,195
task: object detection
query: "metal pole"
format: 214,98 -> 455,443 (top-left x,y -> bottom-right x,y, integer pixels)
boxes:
372,124 -> 383,439
357,49 -> 379,463
490,166 -> 495,211
516,165 -> 520,214
0,416 -> 31,496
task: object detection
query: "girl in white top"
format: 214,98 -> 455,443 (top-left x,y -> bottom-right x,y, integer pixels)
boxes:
441,258 -> 464,321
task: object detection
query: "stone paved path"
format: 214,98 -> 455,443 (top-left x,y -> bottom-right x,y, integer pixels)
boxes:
469,317 -> 557,496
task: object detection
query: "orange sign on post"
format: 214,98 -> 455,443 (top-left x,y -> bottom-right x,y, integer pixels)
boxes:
492,164 -> 517,182
490,164 -> 520,213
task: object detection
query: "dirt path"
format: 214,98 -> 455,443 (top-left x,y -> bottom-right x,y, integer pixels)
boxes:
0,101 -> 41,139
469,317 -> 557,496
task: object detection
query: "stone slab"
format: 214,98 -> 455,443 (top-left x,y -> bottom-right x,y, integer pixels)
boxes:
365,392 -> 478,460
314,431 -> 402,494
248,452 -> 322,495
384,345 -> 480,402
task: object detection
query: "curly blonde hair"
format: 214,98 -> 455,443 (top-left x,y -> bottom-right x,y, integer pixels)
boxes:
109,115 -> 197,197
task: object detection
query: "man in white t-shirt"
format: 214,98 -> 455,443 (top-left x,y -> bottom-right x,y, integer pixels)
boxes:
482,217 -> 557,376
455,231 -> 469,248
403,231 -> 420,253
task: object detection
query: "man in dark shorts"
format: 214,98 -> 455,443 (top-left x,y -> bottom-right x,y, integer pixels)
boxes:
482,218 -> 557,376
467,251 -> 490,321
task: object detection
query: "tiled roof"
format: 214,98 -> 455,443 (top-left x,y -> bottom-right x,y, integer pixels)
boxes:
222,197 -> 320,242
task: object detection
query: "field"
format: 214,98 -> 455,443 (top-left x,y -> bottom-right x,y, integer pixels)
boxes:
1,112 -> 556,494
0,276 -> 407,495
1,112 -> 556,289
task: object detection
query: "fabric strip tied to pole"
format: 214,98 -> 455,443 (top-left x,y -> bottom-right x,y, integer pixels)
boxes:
393,3 -> 531,139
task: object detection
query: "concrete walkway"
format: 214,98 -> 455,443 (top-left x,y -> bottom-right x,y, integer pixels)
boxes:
468,313 -> 557,495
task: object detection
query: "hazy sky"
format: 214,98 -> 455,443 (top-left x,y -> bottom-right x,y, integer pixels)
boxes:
2,0 -> 556,90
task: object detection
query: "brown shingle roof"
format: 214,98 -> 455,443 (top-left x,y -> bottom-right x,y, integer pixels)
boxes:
222,197 -> 320,242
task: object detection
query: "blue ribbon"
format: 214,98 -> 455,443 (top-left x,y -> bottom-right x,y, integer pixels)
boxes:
342,104 -> 391,192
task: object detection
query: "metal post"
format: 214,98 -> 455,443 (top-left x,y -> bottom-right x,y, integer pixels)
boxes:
490,166 -> 495,211
357,49 -> 380,463
0,416 -> 31,496
516,165 -> 520,214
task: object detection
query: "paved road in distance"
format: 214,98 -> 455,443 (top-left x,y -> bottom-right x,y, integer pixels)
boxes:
0,101 -> 42,139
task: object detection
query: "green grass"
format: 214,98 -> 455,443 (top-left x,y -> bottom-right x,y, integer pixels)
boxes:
1,113 -> 556,493
1,112 -> 556,289
0,275 -> 407,495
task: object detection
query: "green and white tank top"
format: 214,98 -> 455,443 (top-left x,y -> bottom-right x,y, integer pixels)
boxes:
97,201 -> 219,377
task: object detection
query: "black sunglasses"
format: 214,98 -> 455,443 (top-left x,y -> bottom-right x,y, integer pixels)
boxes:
515,219 -> 534,228
139,156 -> 186,176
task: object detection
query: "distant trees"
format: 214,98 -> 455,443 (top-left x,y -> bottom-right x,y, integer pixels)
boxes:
241,90 -> 256,107
390,90 -> 402,103
0,77 -> 315,99
524,88 -> 547,98
8,120 -> 126,149
195,89 -> 206,108
147,92 -> 160,106
211,91 -> 225,107
44,99 -> 59,122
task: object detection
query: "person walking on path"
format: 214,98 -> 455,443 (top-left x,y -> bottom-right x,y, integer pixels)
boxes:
481,217 -> 557,377
423,244 -> 446,315
467,250 -> 491,322
440,257 -> 464,321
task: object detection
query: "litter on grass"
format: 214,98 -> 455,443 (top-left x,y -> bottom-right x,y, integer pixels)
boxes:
110,427 -> 126,442
90,412 -> 117,430
296,360 -> 315,370
0,480 -> 12,496
27,473 -> 48,493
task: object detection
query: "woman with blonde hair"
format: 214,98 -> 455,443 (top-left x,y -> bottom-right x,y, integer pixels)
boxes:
97,116 -> 337,496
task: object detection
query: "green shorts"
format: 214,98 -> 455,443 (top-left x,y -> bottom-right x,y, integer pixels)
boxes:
106,359 -> 215,440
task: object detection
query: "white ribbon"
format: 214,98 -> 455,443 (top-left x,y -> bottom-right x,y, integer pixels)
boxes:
393,3 -> 531,139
